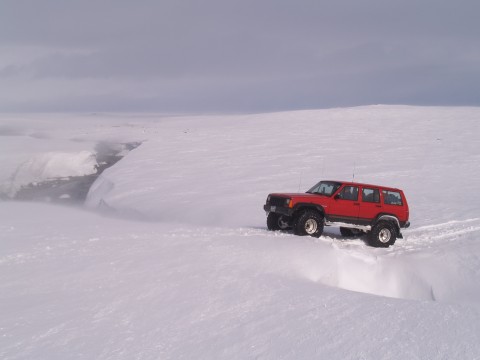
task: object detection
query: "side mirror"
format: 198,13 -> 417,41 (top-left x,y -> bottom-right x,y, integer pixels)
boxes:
334,194 -> 340,200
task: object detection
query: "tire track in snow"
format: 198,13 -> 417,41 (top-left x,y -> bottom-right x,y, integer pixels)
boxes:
403,218 -> 480,249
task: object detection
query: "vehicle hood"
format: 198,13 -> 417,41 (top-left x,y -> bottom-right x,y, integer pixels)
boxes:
270,192 -> 331,203
270,193 -> 316,198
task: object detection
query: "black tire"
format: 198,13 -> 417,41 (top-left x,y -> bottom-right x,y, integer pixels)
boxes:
368,221 -> 397,247
267,213 -> 291,231
340,227 -> 363,237
294,210 -> 324,238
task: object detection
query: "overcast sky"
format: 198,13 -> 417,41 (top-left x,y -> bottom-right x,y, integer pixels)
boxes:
1,0 -> 479,113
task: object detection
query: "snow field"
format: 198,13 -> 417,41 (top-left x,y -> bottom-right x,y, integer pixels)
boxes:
86,106 -> 480,228
1,203 -> 480,359
1,106 -> 480,359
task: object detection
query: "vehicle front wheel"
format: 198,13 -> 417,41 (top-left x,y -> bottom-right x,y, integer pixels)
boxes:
294,210 -> 324,238
368,221 -> 397,247
267,213 -> 291,231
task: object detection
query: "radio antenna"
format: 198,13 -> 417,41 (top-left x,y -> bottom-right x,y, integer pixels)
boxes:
298,171 -> 303,192
352,161 -> 356,182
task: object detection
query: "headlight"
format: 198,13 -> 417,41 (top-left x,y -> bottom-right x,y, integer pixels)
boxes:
285,198 -> 291,206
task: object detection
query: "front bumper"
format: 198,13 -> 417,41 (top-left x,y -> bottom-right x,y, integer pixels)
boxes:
264,204 -> 293,217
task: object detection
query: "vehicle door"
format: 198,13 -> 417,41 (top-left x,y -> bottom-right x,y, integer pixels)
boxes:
330,185 -> 360,222
358,187 -> 382,224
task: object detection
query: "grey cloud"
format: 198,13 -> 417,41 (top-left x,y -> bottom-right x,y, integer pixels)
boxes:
1,0 -> 479,112
0,64 -> 23,78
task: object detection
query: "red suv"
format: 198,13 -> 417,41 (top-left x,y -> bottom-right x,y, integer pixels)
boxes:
263,180 -> 410,247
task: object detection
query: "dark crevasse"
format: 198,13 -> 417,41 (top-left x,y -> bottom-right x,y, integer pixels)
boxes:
10,141 -> 141,204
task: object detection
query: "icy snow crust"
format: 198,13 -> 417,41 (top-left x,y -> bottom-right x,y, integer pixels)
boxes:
1,106 -> 480,359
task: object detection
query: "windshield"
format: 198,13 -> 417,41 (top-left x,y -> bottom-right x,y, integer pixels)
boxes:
306,181 -> 342,197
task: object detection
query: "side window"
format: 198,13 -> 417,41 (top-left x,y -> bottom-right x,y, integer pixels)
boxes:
382,190 -> 403,206
338,186 -> 359,201
362,188 -> 380,203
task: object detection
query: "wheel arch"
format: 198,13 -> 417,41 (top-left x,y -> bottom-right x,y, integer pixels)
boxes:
293,203 -> 325,218
373,213 -> 401,233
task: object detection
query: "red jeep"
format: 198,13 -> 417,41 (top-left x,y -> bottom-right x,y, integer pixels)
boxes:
263,180 -> 410,247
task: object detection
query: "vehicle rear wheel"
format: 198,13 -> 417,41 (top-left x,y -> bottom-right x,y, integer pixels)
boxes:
368,221 -> 397,247
294,210 -> 324,238
340,227 -> 363,237
267,213 -> 291,231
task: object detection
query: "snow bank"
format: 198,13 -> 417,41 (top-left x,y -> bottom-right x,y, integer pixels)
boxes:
290,220 -> 480,304
0,151 -> 98,197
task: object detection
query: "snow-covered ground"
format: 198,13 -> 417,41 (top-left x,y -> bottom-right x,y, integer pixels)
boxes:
1,106 -> 480,359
